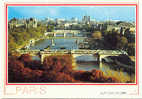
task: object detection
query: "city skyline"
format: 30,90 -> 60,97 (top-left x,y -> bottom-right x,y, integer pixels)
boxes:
8,6 -> 136,22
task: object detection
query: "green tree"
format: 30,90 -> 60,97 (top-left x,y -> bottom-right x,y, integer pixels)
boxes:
117,36 -> 128,49
47,25 -> 54,32
92,31 -> 102,39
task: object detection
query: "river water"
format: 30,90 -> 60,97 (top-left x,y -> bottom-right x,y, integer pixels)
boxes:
30,38 -> 84,50
30,36 -> 135,83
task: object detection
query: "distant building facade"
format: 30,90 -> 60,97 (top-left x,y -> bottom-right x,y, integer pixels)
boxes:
25,18 -> 37,28
82,16 -> 90,24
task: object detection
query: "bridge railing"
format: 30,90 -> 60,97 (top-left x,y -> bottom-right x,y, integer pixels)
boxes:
17,49 -> 128,55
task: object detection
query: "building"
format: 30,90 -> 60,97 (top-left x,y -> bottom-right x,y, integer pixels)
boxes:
71,17 -> 78,23
8,18 -> 18,29
82,16 -> 90,24
25,18 -> 37,29
55,18 -> 65,25
90,19 -> 96,25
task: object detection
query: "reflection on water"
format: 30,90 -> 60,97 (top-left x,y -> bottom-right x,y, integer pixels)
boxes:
77,61 -> 135,82
73,54 -> 135,82
76,55 -> 98,61
76,62 -> 99,71
32,56 -> 40,60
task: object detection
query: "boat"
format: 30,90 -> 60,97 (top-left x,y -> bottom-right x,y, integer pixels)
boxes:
60,47 -> 66,49
51,39 -> 55,46
45,46 -> 50,50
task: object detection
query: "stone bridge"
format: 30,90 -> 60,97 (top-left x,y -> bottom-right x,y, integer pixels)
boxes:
17,49 -> 128,63
45,30 -> 81,37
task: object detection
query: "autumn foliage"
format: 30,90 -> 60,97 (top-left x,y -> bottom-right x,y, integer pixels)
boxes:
8,54 -> 120,83
43,55 -> 73,74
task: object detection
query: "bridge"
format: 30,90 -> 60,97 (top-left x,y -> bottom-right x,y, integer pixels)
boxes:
17,49 -> 128,63
44,30 -> 81,37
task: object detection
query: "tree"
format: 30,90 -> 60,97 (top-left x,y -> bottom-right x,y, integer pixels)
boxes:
92,31 -> 102,39
28,60 -> 42,70
8,23 -> 45,55
22,67 -> 33,81
8,40 -> 17,53
19,54 -> 33,67
117,36 -> 128,49
8,59 -> 25,82
43,56 -> 58,71
22,69 -> 43,82
126,43 -> 135,56
82,24 -> 93,32
104,31 -> 120,49
41,71 -> 58,82
19,54 -> 32,62
121,36 -> 128,46
43,55 -> 73,73
47,25 -> 54,32
55,72 -> 75,82
90,69 -> 104,82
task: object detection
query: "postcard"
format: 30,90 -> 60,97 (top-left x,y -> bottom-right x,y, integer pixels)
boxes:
0,0 -> 142,98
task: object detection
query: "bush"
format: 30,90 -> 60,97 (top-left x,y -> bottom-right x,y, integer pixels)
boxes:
55,72 -> 75,83
8,59 -> 24,82
90,69 -> 105,82
41,71 -> 58,82
19,54 -> 32,66
43,55 -> 73,73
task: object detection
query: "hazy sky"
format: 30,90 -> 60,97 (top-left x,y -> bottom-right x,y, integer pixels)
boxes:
8,6 -> 136,21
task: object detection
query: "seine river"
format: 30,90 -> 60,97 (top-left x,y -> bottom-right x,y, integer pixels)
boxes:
30,36 -> 135,83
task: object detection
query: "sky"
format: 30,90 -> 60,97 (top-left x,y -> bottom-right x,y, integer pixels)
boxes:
8,6 -> 136,22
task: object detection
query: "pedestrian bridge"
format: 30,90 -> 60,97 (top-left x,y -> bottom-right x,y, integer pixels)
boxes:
17,49 -> 128,63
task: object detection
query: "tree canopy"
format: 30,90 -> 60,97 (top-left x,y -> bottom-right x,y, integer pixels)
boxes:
92,31 -> 102,39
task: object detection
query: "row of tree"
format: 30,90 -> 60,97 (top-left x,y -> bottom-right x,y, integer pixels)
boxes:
8,25 -> 46,54
91,29 -> 135,56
